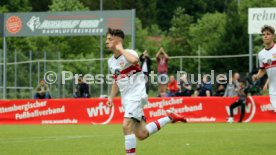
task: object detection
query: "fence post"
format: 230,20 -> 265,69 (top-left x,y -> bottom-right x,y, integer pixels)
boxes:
249,34 -> 253,72
255,54 -> 258,68
62,64 -> 65,98
37,61 -> 40,83
58,52 -> 61,98
3,36 -> 7,99
44,51 -> 46,73
14,49 -> 17,98
198,45 -> 201,74
180,57 -> 182,71
29,51 -> 32,98
0,49 -> 2,98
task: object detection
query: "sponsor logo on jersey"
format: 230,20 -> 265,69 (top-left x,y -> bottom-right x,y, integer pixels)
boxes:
273,53 -> 276,59
119,60 -> 125,68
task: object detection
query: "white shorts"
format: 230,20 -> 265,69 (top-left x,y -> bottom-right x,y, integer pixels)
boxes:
124,99 -> 146,121
270,95 -> 276,109
120,73 -> 148,121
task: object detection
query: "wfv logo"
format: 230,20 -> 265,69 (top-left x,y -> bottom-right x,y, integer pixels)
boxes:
86,101 -> 115,125
87,102 -> 111,117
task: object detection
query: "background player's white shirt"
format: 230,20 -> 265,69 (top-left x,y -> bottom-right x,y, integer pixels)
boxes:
258,44 -> 276,95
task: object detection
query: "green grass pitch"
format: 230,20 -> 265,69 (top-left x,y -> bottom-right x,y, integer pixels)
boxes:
0,123 -> 276,155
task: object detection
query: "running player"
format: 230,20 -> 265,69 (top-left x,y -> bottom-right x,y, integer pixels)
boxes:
105,28 -> 187,155
252,25 -> 276,112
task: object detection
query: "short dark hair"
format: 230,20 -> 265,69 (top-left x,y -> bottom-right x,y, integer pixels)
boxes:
261,25 -> 275,34
106,28 -> 125,39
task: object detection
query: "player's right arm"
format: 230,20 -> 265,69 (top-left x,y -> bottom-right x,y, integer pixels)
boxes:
252,68 -> 266,82
106,82 -> 119,107
253,52 -> 266,81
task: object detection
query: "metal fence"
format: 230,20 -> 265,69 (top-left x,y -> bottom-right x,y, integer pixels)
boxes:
0,49 -> 258,99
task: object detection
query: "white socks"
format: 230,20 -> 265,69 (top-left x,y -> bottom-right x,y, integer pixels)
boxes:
124,117 -> 172,154
125,134 -> 136,155
146,117 -> 172,135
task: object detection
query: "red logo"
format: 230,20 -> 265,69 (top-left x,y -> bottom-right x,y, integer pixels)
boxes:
119,61 -> 125,68
87,101 -> 115,124
6,16 -> 22,34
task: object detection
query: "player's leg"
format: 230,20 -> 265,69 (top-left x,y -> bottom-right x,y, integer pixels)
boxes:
134,110 -> 187,141
133,119 -> 149,140
123,118 -> 137,155
134,116 -> 171,140
229,101 -> 240,117
227,101 -> 240,123
239,102 -> 246,122
123,98 -> 145,155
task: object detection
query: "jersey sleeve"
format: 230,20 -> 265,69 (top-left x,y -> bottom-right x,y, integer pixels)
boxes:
126,49 -> 139,58
107,58 -> 112,71
258,53 -> 264,69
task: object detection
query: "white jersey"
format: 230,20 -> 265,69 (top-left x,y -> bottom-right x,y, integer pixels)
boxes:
258,43 -> 276,95
108,49 -> 142,91
108,49 -> 148,117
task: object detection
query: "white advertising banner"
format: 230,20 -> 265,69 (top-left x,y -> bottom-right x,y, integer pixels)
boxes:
248,8 -> 276,34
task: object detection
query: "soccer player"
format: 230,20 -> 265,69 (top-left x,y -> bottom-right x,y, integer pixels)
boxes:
252,25 -> 276,112
105,28 -> 187,155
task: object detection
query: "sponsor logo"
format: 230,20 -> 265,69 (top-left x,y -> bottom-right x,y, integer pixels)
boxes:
273,53 -> 276,59
26,16 -> 103,34
6,16 -> 22,34
87,101 -> 114,124
27,16 -> 40,32
260,103 -> 274,112
119,61 -> 125,68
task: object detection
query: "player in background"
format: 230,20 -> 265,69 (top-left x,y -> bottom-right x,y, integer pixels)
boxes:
252,25 -> 276,112
105,28 -> 187,155
227,80 -> 249,123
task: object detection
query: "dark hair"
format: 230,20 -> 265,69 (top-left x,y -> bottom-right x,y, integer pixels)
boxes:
78,76 -> 83,81
261,25 -> 275,34
106,28 -> 125,39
